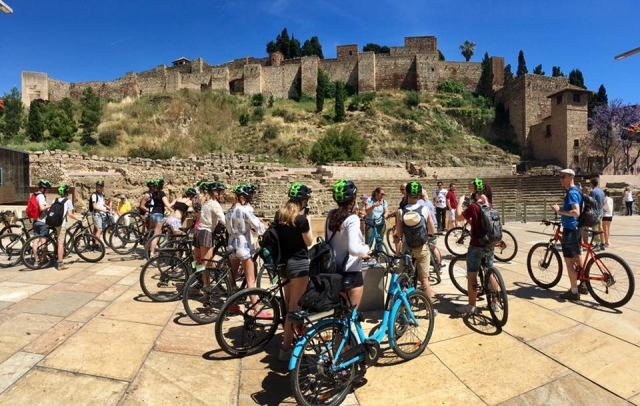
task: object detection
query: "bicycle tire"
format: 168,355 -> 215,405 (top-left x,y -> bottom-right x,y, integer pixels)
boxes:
256,263 -> 279,289
215,287 -> 281,357
0,225 -> 25,238
139,255 -> 188,302
0,233 -> 26,268
103,224 -> 116,250
73,232 -> 106,263
21,234 -> 56,270
290,321 -> 356,406
145,233 -> 171,259
486,267 -> 509,327
116,211 -> 146,239
444,226 -> 470,257
448,256 -> 469,295
109,224 -> 139,255
390,290 -> 434,360
429,245 -> 442,284
183,268 -> 232,324
494,229 -> 518,262
386,226 -> 396,254
526,242 -> 563,288
584,253 -> 635,308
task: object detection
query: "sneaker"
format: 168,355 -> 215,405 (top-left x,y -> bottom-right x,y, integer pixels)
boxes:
58,262 -> 69,271
578,282 -> 588,295
254,310 -> 274,319
559,289 -> 580,301
604,243 -> 610,248
278,347 -> 292,362
599,244 -> 605,251
455,304 -> 480,315
490,301 -> 502,312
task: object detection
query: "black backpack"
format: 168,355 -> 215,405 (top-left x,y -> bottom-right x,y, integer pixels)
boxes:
258,222 -> 282,265
88,192 -> 102,213
46,198 -> 68,227
578,192 -> 601,228
298,273 -> 344,312
307,213 -> 351,276
476,201 -> 503,246
401,207 -> 429,248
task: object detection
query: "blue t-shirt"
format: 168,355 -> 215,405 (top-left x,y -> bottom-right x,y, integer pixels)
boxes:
562,186 -> 582,230
590,187 -> 605,214
365,198 -> 387,225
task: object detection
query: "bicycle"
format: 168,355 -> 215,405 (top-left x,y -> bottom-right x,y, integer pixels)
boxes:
288,249 -> 435,405
0,211 -> 33,239
447,249 -> 509,326
527,219 -> 635,308
444,220 -> 518,262
0,232 -> 26,268
110,210 -> 170,255
364,218 -> 390,265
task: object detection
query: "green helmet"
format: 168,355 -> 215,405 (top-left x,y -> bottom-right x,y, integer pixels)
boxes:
288,183 -> 312,200
57,184 -> 69,196
473,177 -> 484,192
405,181 -> 423,197
96,180 -> 105,186
332,179 -> 357,205
38,179 -> 52,189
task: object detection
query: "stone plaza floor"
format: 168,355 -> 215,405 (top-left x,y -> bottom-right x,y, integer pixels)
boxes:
0,217 -> 639,405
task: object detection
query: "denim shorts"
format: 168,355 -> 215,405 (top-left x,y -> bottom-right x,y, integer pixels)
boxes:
33,221 -> 48,236
466,245 -> 494,273
150,213 -> 164,223
562,228 -> 582,258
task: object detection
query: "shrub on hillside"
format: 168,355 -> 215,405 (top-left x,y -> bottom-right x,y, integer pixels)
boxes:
253,106 -> 265,122
272,108 -> 297,123
309,126 -> 368,163
98,128 -> 119,147
129,145 -> 174,159
262,126 -> 279,140
405,91 -> 421,108
252,94 -> 264,107
239,113 -> 250,126
438,80 -> 466,94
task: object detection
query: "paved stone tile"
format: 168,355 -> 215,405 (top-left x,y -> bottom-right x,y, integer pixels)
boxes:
20,291 -> 97,317
95,265 -> 138,277
557,304 -> 640,346
0,351 -> 44,394
237,368 -> 296,406
22,320 -> 83,355
529,324 -> 640,399
0,302 -> 11,311
116,272 -> 140,286
0,367 -> 127,405
29,282 -> 77,300
66,300 -> 110,323
0,272 -> 16,283
65,274 -> 121,294
122,350 -> 239,405
7,268 -> 84,285
503,297 -> 578,342
356,352 -> 482,405
98,286 -> 178,326
41,318 -> 162,381
0,281 -> 49,303
0,313 -> 62,363
430,333 -> 569,405
94,284 -> 129,302
499,372 -> 630,406
154,311 -> 220,357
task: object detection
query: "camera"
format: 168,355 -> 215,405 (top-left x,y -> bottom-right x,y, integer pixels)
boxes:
304,207 -> 310,215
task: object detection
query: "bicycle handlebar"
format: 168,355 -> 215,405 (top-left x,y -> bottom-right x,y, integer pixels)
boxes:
540,219 -> 561,227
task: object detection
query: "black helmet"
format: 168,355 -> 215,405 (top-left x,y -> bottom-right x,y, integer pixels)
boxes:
332,179 -> 357,205
57,184 -> 69,196
405,181 -> 423,197
234,185 -> 253,198
154,179 -> 165,188
244,183 -> 257,194
205,182 -> 223,193
96,180 -> 105,187
288,183 -> 312,201
184,187 -> 197,197
146,179 -> 156,188
38,179 -> 52,189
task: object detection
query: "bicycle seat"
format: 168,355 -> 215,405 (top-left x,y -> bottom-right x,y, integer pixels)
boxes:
219,248 -> 236,258
288,309 -> 334,324
589,230 -> 604,236
341,273 -> 358,291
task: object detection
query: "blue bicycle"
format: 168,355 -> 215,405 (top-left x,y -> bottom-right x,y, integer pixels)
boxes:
288,250 -> 435,405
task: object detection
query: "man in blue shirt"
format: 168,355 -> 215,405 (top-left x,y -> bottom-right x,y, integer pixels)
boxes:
589,178 -> 605,251
551,169 -> 584,300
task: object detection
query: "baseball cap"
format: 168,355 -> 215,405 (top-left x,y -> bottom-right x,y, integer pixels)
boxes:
360,194 -> 368,199
118,194 -> 126,198
560,169 -> 575,176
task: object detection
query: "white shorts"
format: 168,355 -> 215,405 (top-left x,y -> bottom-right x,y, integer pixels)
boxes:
228,235 -> 255,261
448,209 -> 456,222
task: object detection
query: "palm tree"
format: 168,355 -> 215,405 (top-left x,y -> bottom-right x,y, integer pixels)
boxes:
459,40 -> 476,62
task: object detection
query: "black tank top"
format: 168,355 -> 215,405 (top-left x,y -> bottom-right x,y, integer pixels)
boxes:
174,201 -> 189,214
151,191 -> 166,214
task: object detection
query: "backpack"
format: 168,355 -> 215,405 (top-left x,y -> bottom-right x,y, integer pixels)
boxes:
26,192 -> 41,220
476,201 -> 503,247
45,198 -> 68,227
298,273 -> 344,312
578,192 -> 601,228
259,222 -> 282,265
307,213 -> 351,276
401,207 -> 429,248
88,193 -> 98,213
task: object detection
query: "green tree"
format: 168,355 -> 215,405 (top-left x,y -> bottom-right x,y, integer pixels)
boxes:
59,97 -> 75,121
0,87 -> 24,140
438,50 -> 445,61
302,36 -> 324,58
316,69 -> 330,113
48,108 -> 76,142
533,64 -> 545,75
79,86 -> 101,145
334,81 -> 346,122
504,64 -> 514,85
26,100 -> 45,142
478,52 -> 494,98
459,40 -> 476,62
552,66 -> 564,77
588,84 -> 609,120
276,28 -> 290,57
309,126 -> 368,163
288,35 -> 302,59
516,50 -> 528,76
568,69 -> 586,89
362,43 -> 390,54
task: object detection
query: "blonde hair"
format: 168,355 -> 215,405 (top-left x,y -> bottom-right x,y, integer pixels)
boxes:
279,200 -> 303,226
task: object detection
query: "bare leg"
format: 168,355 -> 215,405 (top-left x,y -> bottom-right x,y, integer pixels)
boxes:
281,276 -> 309,351
467,272 -> 478,307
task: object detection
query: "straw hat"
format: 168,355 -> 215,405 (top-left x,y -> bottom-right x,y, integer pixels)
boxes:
402,211 -> 422,227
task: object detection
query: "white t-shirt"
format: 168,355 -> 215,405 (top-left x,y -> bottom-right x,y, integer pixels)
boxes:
54,197 -> 74,227
603,196 -> 614,217
325,213 -> 369,273
624,191 -> 633,203
91,192 -> 105,212
35,193 -> 48,223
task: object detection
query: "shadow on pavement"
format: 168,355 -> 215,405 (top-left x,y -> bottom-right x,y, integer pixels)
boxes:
511,282 -> 621,314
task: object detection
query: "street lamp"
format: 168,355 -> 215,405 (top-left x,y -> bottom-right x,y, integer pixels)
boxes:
0,0 -> 12,14
614,46 -> 640,60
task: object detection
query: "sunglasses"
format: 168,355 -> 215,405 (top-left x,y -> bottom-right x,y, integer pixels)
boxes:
380,193 -> 386,196
560,175 -> 568,179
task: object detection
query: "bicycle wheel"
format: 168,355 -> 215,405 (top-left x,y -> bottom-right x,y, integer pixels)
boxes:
429,245 -> 442,284
486,267 -> 509,327
73,232 -> 106,263
145,233 -> 171,259
215,287 -> 280,357
103,224 -> 116,250
444,226 -> 470,257
110,224 -> 139,255
448,256 -> 469,295
386,225 -> 396,254
183,268 -> 232,324
256,263 -> 279,289
0,233 -> 25,268
0,225 -> 25,238
391,290 -> 434,360
584,253 -> 635,308
290,321 -> 356,406
139,255 -> 188,302
21,235 -> 56,270
526,243 -> 563,288
494,229 -> 518,262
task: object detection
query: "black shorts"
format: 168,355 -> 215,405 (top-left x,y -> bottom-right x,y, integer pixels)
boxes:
602,216 -> 612,222
337,271 -> 364,289
285,258 -> 310,279
561,228 -> 582,258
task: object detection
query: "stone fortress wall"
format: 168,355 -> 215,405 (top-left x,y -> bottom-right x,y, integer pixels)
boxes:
23,36 -> 505,106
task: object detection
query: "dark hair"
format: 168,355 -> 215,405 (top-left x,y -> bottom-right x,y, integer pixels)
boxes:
449,183 -> 455,188
485,184 -> 493,193
590,177 -> 599,187
328,204 -> 354,233
372,187 -> 383,199
604,189 -> 610,197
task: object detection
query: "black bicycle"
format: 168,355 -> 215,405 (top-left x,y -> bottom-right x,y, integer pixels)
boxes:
444,221 -> 518,262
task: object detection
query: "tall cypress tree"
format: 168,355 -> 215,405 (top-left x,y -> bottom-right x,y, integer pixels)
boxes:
568,69 -> 586,89
504,64 -> 514,86
26,100 -> 45,142
478,53 -> 494,98
552,66 -> 565,77
80,86 -> 101,145
316,69 -> 329,113
334,81 -> 345,122
516,50 -> 528,76
1,87 -> 24,139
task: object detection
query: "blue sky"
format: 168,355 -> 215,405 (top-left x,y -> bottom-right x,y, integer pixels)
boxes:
2,0 -> 639,104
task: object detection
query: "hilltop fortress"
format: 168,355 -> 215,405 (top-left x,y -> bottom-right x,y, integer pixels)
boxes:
21,35 -> 591,169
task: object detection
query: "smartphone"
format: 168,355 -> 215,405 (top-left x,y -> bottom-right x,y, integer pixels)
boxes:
304,207 -> 310,216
